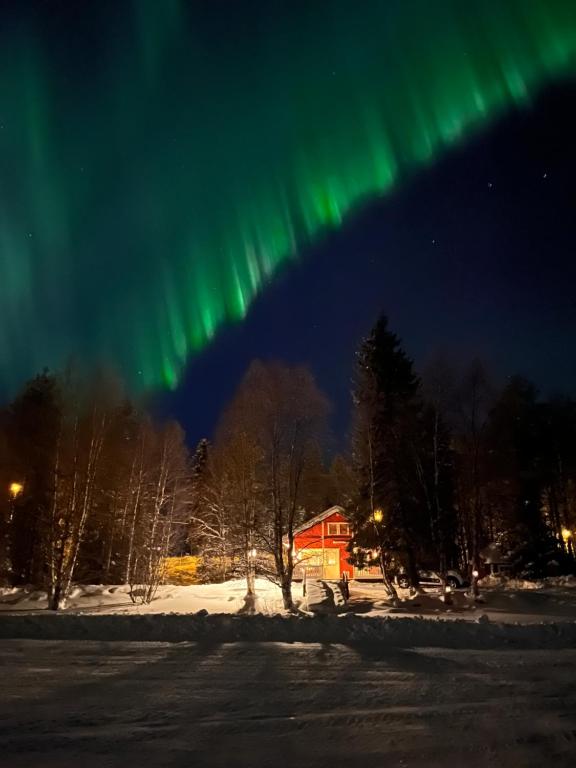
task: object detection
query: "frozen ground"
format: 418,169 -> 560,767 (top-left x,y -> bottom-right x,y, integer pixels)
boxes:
1,640 -> 576,767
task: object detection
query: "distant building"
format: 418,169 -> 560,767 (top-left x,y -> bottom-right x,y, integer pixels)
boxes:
292,506 -> 380,581
480,543 -> 513,575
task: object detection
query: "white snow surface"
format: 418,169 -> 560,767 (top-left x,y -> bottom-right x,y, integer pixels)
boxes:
1,640 -> 576,767
0,578 -> 289,615
2,578 -> 576,647
3,575 -> 576,624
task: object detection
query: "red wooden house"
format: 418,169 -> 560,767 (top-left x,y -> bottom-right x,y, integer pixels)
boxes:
292,506 -> 354,581
294,507 -> 381,580
292,506 -> 382,580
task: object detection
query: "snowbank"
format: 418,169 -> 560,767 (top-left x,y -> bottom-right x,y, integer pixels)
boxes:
479,574 -> 576,590
1,610 -> 575,648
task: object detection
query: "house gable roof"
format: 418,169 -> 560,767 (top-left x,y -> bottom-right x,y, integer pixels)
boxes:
293,505 -> 348,536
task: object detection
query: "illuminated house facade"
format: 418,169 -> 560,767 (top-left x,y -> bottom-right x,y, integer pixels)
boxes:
292,506 -> 380,581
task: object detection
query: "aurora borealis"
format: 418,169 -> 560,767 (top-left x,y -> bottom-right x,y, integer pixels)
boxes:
1,1 -> 575,394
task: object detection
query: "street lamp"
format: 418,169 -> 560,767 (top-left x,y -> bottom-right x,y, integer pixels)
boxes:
9,482 -> 23,499
7,482 -> 24,528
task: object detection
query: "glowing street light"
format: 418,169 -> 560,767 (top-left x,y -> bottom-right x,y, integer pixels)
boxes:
9,482 -> 23,499
373,508 -> 383,524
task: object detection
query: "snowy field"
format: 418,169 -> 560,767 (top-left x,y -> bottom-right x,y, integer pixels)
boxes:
3,576 -> 576,624
1,640 -> 576,767
0,578 -> 289,616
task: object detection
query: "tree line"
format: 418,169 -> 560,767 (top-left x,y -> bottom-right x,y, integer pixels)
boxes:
0,370 -> 189,609
0,363 -> 331,611
347,315 -> 576,599
1,315 -> 575,610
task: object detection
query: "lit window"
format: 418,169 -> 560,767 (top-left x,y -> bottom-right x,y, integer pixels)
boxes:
327,523 -> 338,535
327,522 -> 350,536
339,523 -> 350,536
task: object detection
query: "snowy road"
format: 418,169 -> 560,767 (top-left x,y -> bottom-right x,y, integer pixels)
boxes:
1,641 -> 576,767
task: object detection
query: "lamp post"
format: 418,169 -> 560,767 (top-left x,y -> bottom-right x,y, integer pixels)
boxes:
471,568 -> 480,599
8,482 -> 23,523
562,527 -> 574,557
370,506 -> 398,600
4,482 -> 24,583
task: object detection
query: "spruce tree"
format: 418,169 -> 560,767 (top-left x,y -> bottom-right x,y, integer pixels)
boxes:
349,315 -> 421,596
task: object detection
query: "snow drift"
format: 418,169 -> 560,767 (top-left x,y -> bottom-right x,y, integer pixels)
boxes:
1,610 -> 576,648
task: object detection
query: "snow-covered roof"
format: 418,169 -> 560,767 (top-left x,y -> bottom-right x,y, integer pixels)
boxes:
293,505 -> 347,536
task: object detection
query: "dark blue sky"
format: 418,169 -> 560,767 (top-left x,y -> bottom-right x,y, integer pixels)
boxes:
157,80 -> 576,447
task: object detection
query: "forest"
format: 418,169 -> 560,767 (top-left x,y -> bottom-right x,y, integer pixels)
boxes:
1,316 -> 575,610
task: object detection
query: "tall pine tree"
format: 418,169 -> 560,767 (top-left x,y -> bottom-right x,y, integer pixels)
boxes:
349,315 -> 422,596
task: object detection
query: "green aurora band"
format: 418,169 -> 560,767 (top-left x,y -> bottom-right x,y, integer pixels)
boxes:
0,0 -> 575,393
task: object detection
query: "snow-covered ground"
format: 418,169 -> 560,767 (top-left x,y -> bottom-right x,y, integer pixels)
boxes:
3,576 -> 576,624
350,578 -> 576,624
0,578 -> 290,616
2,579 -> 576,765
2,578 -> 576,646
1,640 -> 576,767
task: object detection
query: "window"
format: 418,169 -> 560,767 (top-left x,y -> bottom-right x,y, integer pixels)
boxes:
301,550 -> 323,566
327,522 -> 350,536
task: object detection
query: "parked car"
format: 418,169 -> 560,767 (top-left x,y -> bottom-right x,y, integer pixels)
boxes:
395,569 -> 466,590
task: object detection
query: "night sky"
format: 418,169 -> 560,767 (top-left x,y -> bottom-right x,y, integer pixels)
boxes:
1,1 -> 575,444
161,79 -> 576,445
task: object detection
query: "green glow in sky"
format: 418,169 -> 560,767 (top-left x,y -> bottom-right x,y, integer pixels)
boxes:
0,0 -> 575,393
